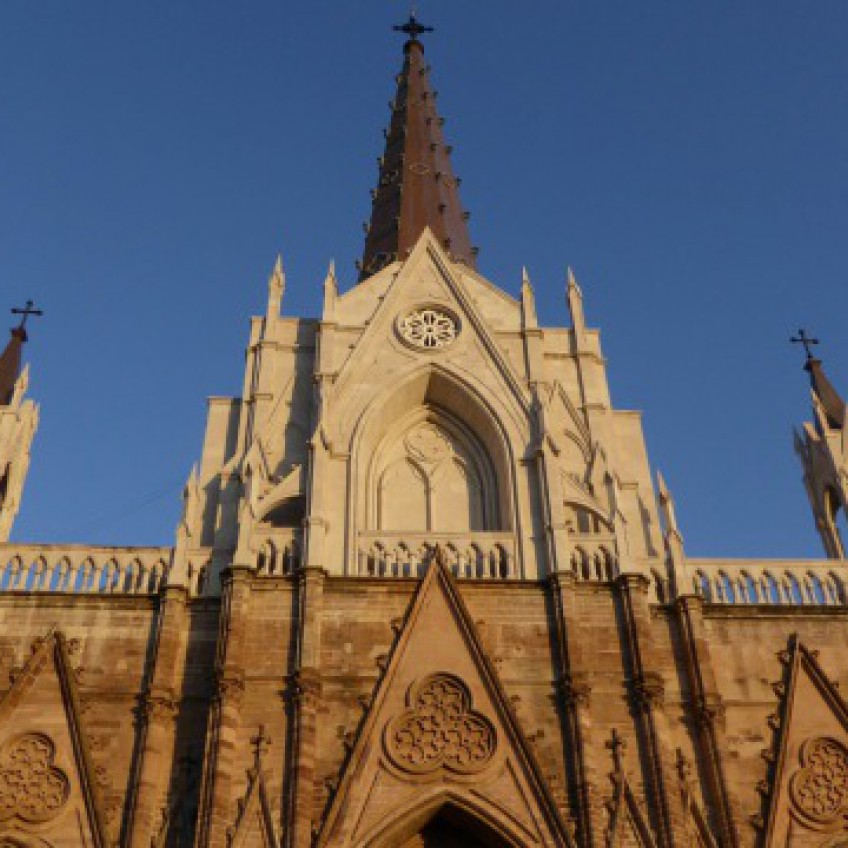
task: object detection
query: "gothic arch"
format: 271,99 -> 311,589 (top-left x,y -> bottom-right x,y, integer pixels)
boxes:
357,791 -> 530,848
347,366 -> 520,563
370,407 -> 497,533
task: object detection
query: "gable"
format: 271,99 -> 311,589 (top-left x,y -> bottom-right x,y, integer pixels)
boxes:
328,230 -> 531,453
0,630 -> 108,847
316,556 -> 573,847
760,637 -> 848,846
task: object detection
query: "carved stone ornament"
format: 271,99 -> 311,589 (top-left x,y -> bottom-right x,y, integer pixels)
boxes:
385,673 -> 496,776
0,733 -> 70,823
405,424 -> 453,464
789,736 -> 848,829
398,307 -> 458,350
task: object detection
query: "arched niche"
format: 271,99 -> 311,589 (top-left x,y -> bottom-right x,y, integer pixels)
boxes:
359,795 -> 524,848
353,368 -> 513,535
373,409 -> 494,533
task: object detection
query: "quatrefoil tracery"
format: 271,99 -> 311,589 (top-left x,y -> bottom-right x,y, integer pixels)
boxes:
385,673 -> 496,776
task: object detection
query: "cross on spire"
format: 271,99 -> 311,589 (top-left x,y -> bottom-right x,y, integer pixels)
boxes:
393,11 -> 434,42
791,328 -> 820,362
11,300 -> 43,335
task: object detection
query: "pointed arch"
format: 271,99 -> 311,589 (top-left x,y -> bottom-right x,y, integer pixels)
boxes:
357,790 -> 529,848
347,365 -> 521,569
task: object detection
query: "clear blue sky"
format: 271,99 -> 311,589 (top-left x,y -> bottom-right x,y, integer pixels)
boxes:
3,1 -> 847,557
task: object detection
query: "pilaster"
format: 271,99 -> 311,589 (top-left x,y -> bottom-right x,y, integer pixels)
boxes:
549,572 -> 602,846
674,594 -> 740,846
126,585 -> 187,848
196,564 -> 252,848
615,573 -> 687,847
286,566 -> 325,848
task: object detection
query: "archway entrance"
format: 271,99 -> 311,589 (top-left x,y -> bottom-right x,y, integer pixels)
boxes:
396,810 -> 510,847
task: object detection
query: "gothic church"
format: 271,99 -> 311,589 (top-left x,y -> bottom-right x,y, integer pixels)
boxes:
0,16 -> 847,848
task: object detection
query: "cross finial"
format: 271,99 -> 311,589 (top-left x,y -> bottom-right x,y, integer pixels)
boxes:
11,300 -> 43,335
606,728 -> 626,772
251,724 -> 271,768
393,11 -> 434,42
791,328 -> 820,362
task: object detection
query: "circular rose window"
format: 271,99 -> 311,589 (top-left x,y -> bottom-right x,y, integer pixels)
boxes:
398,308 -> 458,350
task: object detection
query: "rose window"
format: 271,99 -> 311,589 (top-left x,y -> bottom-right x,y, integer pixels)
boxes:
399,308 -> 458,350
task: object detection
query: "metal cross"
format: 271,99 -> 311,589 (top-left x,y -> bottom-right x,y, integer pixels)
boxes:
11,300 -> 43,332
394,11 -> 434,41
790,328 -> 820,361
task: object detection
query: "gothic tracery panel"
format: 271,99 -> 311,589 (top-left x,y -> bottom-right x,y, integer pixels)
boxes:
789,736 -> 848,830
0,733 -> 69,824
385,673 -> 496,776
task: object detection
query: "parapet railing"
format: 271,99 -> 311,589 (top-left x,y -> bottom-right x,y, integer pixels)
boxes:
568,533 -> 619,581
355,532 -> 517,579
684,558 -> 847,607
0,544 -> 173,596
252,528 -> 302,577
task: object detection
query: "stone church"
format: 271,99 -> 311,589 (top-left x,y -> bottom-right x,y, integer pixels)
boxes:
0,16 -> 847,848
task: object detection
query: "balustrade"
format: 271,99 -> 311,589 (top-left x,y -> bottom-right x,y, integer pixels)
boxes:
684,559 -> 847,607
568,533 -> 619,582
355,532 -> 517,579
0,544 -> 173,596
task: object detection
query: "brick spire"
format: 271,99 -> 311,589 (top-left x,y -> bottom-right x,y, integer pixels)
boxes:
359,15 -> 476,281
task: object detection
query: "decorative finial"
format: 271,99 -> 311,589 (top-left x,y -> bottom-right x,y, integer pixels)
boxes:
10,300 -> 43,339
251,724 -> 271,768
791,328 -> 820,362
393,11 -> 434,43
606,728 -> 626,772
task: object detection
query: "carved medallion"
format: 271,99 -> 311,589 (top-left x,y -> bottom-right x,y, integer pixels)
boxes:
0,733 -> 70,823
790,737 -> 848,828
398,308 -> 458,350
385,673 -> 496,776
405,425 -> 453,464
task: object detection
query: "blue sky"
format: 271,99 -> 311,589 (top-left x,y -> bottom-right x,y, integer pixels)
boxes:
2,1 -> 847,557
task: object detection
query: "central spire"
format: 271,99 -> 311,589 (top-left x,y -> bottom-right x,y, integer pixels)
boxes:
359,15 -> 476,281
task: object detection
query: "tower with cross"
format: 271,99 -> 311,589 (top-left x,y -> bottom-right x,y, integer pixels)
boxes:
0,301 -> 42,541
792,329 -> 848,558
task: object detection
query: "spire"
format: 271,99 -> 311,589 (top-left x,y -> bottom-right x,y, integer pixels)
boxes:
0,301 -> 42,406
791,329 -> 846,430
359,14 -> 476,281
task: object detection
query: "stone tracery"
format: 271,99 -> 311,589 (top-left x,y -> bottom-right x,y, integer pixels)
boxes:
789,736 -> 848,828
385,673 -> 496,776
0,733 -> 70,824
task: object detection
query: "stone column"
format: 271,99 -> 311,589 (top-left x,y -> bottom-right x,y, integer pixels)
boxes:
287,566 -> 326,848
549,572 -> 601,846
674,595 -> 740,847
127,585 -> 187,848
615,574 -> 687,847
196,564 -> 252,848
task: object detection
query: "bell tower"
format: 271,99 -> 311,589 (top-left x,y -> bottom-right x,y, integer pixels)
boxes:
793,330 -> 848,558
0,300 -> 41,541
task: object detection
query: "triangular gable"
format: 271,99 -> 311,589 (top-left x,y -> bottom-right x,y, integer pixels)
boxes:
604,730 -> 658,848
0,628 -> 109,846
227,727 -> 280,848
316,555 -> 574,847
329,229 -> 531,448
759,635 -> 848,846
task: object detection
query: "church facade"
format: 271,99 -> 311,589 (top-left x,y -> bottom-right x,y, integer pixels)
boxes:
0,19 -> 847,848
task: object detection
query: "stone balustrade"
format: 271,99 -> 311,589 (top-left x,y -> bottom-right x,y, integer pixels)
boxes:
684,558 -> 847,607
253,529 -> 302,576
356,532 -> 517,579
568,533 -> 619,581
0,544 -> 173,596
